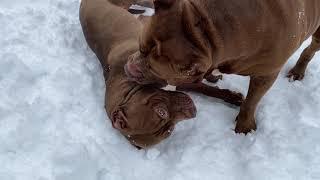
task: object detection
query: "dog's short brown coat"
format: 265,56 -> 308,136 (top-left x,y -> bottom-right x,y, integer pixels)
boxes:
79,0 -> 243,148
126,0 -> 320,133
80,0 -> 199,149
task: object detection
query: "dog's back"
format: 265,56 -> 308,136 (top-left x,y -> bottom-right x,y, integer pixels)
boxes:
203,0 -> 320,63
80,0 -> 142,66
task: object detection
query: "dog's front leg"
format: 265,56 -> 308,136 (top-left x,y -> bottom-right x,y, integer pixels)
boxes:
176,83 -> 244,106
235,73 -> 278,134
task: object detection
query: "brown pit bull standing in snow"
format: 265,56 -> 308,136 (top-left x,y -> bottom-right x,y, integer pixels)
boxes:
125,0 -> 320,134
80,0 -> 243,149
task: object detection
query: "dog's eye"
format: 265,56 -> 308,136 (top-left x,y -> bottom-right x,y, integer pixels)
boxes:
154,106 -> 169,119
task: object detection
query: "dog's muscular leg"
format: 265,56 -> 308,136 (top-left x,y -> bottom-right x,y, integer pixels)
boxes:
235,74 -> 278,134
288,27 -> 320,81
177,83 -> 244,106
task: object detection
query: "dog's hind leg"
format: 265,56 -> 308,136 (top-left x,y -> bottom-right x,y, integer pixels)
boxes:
287,27 -> 320,81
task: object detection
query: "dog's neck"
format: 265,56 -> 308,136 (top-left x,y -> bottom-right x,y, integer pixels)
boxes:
183,0 -> 225,71
104,41 -> 141,117
193,0 -> 273,68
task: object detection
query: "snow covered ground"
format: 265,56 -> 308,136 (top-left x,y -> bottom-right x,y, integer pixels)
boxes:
1,0 -> 320,180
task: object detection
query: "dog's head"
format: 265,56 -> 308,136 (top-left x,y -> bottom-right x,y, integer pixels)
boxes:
125,0 -> 215,86
111,87 -> 196,149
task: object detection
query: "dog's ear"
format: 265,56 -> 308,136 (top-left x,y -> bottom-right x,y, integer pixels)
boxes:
154,0 -> 176,11
111,108 -> 128,130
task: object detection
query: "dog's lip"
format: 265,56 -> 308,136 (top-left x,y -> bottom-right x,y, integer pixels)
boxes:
125,63 -> 143,78
124,64 -> 145,83
125,63 -> 167,87
168,76 -> 204,86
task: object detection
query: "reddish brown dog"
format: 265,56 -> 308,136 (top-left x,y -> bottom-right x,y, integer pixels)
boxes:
80,0 -> 197,149
80,0 -> 243,149
126,0 -> 320,134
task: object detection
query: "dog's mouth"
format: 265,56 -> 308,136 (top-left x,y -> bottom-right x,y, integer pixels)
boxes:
125,62 -> 167,87
125,122 -> 176,150
166,75 -> 204,86
122,92 -> 195,150
124,63 -> 145,83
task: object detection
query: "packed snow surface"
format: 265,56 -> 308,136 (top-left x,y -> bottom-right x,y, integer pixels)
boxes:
1,0 -> 320,180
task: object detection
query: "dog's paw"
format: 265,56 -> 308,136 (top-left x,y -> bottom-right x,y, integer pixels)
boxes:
205,74 -> 223,83
223,91 -> 244,106
234,117 -> 256,134
287,68 -> 305,82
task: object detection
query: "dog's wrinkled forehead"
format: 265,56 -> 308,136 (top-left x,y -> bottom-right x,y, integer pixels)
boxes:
124,88 -> 169,132
121,88 -> 176,149
113,87 -> 196,149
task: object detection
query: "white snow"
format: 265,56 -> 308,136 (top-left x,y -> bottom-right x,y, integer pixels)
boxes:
1,0 -> 320,180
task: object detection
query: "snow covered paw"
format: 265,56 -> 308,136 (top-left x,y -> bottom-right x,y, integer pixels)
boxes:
287,68 -> 305,81
234,117 -> 256,134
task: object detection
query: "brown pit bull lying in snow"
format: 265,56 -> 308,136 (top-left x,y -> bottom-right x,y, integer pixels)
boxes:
126,0 -> 320,134
80,0 -> 243,149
